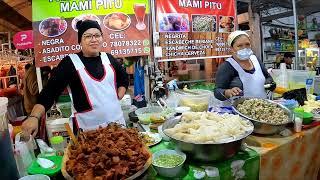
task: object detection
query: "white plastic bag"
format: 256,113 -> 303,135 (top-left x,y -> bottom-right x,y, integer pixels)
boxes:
14,133 -> 36,177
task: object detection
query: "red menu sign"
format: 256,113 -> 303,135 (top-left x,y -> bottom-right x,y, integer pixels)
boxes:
156,0 -> 236,60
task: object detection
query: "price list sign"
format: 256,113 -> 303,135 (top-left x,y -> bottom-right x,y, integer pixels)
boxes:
156,0 -> 236,60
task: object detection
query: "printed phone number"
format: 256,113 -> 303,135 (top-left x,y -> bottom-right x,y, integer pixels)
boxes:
110,48 -> 142,55
110,40 -> 142,47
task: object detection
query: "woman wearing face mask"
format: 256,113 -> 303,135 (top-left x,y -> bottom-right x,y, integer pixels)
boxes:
214,31 -> 276,100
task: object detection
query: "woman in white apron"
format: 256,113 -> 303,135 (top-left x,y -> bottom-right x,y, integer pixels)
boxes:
22,20 -> 128,136
214,31 -> 276,101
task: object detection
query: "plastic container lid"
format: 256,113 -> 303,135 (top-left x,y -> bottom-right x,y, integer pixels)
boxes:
175,106 -> 191,113
27,156 -> 62,177
178,89 -> 213,98
46,118 -> 69,126
50,136 -> 64,145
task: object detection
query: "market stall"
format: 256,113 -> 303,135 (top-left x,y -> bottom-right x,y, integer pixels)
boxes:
0,50 -> 33,122
9,99 -> 320,180
53,98 -> 319,180
259,0 -> 320,71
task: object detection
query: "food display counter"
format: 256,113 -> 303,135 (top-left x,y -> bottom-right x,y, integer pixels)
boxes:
17,93 -> 320,180
134,95 -> 319,180
13,114 -> 320,180
250,126 -> 320,180
149,141 -> 260,179
143,123 -> 320,180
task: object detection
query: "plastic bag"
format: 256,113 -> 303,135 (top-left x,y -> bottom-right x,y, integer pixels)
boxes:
283,88 -> 307,105
14,132 -> 36,177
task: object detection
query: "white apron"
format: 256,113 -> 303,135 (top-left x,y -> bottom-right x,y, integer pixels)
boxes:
68,52 -> 125,131
226,55 -> 267,99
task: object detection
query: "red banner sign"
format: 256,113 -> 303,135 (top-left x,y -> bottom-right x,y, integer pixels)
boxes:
13,30 -> 33,50
156,0 -> 236,60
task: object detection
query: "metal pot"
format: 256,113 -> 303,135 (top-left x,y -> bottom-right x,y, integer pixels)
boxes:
232,98 -> 294,135
162,116 -> 253,162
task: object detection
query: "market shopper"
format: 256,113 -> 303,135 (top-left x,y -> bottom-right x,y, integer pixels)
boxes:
22,20 -> 129,136
23,65 -> 51,115
214,31 -> 276,101
8,65 -> 17,86
279,52 -> 294,69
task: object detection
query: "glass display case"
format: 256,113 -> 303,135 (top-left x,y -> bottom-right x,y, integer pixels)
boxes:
297,48 -> 319,70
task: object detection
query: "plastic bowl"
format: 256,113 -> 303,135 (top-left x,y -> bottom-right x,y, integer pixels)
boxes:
294,109 -> 313,125
152,150 -> 186,177
177,90 -> 212,112
302,112 -> 313,125
19,174 -> 50,180
135,106 -> 163,124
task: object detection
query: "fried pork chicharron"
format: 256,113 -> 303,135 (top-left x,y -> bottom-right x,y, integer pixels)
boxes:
66,124 -> 150,180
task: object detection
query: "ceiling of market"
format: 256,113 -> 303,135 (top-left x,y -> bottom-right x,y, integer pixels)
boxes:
0,0 -> 31,33
252,0 -> 320,21
4,0 -> 32,21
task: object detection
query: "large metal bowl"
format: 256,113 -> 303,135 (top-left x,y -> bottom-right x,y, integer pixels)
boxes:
232,98 -> 294,135
162,115 -> 253,162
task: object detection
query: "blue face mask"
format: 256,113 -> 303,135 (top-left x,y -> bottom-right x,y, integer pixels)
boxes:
236,48 -> 253,60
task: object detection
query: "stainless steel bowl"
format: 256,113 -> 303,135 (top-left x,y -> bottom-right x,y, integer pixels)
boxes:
232,98 -> 294,135
162,116 -> 253,162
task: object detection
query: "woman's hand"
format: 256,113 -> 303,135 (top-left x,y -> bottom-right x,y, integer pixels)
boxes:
225,87 -> 242,98
117,87 -> 126,100
22,117 -> 39,137
21,104 -> 45,137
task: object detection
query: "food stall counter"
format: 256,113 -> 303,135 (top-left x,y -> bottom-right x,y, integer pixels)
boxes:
248,126 -> 320,180
148,140 -> 260,180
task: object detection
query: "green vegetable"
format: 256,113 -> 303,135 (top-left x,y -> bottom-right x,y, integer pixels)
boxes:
153,154 -> 184,168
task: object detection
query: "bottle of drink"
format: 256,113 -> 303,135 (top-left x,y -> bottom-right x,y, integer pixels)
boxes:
279,63 -> 288,88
